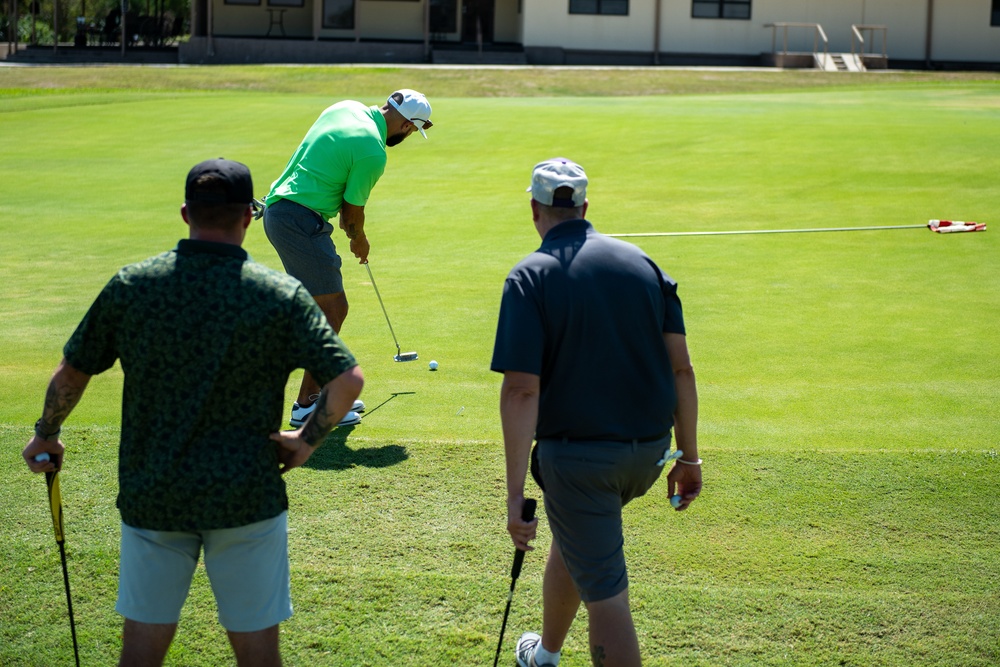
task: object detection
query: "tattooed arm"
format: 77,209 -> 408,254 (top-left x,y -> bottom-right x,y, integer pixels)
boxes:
270,365 -> 365,475
23,358 -> 93,473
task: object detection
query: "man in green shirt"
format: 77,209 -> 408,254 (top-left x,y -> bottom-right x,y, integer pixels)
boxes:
23,158 -> 364,666
263,89 -> 433,428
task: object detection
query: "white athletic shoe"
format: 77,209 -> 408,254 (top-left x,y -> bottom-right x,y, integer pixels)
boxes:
289,399 -> 364,427
515,632 -> 556,667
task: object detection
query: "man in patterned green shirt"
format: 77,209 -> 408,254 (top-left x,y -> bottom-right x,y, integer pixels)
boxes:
22,159 -> 364,666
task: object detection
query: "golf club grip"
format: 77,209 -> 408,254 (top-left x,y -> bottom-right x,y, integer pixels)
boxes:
510,498 -> 537,579
45,471 -> 65,544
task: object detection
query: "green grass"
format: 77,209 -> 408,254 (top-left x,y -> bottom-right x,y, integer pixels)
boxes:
1,66 -> 998,666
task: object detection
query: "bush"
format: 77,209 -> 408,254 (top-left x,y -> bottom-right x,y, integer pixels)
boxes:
0,14 -> 56,44
19,14 -> 55,44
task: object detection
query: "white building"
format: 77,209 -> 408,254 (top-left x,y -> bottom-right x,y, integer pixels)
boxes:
182,0 -> 1000,68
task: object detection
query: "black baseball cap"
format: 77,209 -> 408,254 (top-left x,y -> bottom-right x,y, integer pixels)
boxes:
185,158 -> 254,205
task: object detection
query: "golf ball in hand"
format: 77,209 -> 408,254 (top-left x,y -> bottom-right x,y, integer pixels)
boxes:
429,360 -> 439,371
34,453 -> 50,463
670,495 -> 682,509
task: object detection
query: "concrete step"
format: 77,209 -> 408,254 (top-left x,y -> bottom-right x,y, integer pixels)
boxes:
814,52 -> 866,72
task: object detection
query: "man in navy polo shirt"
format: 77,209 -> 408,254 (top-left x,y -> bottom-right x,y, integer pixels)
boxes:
492,158 -> 702,667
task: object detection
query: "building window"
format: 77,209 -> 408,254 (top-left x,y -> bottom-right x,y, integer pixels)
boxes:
569,0 -> 628,17
323,0 -> 353,28
992,0 -> 1000,27
692,0 -> 750,20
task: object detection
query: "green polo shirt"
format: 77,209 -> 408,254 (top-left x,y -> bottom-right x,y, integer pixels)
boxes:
265,100 -> 388,220
64,239 -> 357,531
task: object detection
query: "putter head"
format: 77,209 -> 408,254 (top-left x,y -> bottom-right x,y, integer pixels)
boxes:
394,352 -> 419,362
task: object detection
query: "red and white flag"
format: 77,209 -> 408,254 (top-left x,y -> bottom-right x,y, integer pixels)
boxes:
928,219 -> 987,233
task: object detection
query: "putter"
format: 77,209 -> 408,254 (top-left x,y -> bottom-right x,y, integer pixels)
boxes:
364,262 -> 417,362
493,497 -> 537,667
40,463 -> 81,667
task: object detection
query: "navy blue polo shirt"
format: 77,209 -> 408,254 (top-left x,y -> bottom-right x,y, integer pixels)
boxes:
491,219 -> 685,441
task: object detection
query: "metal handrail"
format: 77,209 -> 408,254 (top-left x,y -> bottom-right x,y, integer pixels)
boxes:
764,22 -> 828,65
851,24 -> 887,60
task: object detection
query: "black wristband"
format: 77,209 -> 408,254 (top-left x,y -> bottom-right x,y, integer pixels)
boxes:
35,419 -> 61,440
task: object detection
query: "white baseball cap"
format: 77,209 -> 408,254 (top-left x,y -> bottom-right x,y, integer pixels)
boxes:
527,158 -> 588,207
388,89 -> 433,138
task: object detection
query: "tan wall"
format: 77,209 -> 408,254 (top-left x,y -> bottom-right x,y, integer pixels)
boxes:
209,0 -> 433,41
211,0 -> 315,38
495,0 -> 522,43
354,0 -> 426,40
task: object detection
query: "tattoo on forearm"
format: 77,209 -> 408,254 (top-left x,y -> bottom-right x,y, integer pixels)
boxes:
300,388 -> 334,447
41,378 -> 85,431
590,645 -> 606,667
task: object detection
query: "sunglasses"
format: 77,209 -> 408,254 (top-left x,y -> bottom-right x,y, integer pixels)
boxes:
409,118 -> 433,131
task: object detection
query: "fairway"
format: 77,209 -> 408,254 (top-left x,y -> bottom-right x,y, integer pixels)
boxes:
1,67 -> 998,666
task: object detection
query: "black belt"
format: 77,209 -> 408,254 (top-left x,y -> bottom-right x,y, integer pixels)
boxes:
541,433 -> 668,444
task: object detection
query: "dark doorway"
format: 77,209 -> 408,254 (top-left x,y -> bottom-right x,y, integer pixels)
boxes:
461,0 -> 494,43
430,0 -> 457,34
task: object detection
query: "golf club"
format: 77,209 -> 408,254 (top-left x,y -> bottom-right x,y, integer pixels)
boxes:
359,391 -> 416,418
364,261 -> 417,362
37,457 -> 81,667
493,497 -> 537,667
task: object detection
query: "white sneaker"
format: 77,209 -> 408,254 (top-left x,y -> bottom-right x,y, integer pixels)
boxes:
289,401 -> 363,427
335,410 -> 362,427
515,632 -> 556,667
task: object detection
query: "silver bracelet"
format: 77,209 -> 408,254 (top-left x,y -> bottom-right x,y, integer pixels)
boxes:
677,458 -> 702,466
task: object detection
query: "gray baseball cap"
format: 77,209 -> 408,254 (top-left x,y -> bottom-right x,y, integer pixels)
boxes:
527,157 -> 587,207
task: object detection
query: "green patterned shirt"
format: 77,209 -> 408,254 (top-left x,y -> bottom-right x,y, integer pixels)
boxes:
64,239 -> 357,531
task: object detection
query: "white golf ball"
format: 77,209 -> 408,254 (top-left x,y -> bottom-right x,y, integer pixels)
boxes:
670,495 -> 682,509
34,452 -> 50,463
429,360 -> 439,371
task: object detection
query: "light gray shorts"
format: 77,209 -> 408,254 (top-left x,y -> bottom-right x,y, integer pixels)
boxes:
535,436 -> 671,603
116,512 -> 292,632
263,198 -> 344,296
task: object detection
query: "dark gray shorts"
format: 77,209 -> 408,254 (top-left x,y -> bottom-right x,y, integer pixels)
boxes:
263,198 -> 344,296
535,435 -> 671,603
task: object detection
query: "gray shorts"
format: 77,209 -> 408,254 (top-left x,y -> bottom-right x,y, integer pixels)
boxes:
116,512 -> 292,632
535,436 -> 671,603
263,198 -> 344,296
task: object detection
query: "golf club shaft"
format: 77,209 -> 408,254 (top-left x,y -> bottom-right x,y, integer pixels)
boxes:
46,471 -> 81,667
493,498 -> 537,667
364,262 -> 402,355
59,542 -> 81,667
